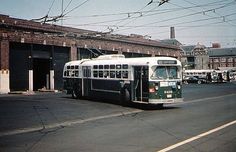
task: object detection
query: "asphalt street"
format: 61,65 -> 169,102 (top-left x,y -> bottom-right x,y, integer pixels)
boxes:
0,82 -> 236,152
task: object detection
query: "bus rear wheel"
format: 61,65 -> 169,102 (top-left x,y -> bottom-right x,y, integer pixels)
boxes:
120,88 -> 131,106
72,84 -> 82,99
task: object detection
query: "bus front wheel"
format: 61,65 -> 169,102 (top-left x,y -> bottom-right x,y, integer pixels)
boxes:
197,80 -> 202,84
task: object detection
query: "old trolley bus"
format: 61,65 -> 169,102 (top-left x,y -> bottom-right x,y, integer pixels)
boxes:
63,54 -> 183,106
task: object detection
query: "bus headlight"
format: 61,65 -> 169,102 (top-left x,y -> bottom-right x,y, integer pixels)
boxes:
155,85 -> 159,90
149,88 -> 155,93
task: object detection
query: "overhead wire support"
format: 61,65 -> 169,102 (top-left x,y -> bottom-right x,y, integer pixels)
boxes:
31,0 -> 56,23
107,0 -> 158,33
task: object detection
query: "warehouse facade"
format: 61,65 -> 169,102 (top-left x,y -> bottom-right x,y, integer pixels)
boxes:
0,14 -> 181,93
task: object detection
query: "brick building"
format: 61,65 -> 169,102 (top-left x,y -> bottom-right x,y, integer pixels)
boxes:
0,14 -> 181,93
180,43 -> 236,71
208,47 -> 236,70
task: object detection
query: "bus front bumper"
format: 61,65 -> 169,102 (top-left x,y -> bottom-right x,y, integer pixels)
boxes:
148,98 -> 183,104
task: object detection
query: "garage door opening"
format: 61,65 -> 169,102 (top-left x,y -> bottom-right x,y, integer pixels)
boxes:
33,58 -> 50,91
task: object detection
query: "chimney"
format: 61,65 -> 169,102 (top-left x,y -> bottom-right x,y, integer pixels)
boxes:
212,43 -> 221,48
170,27 -> 175,39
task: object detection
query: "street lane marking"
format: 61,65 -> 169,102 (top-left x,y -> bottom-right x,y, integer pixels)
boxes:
157,120 -> 236,152
0,109 -> 143,137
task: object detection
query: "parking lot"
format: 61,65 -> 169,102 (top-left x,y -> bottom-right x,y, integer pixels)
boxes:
0,83 -> 236,152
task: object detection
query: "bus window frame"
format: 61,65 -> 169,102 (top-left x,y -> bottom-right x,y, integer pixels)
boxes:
150,65 -> 181,80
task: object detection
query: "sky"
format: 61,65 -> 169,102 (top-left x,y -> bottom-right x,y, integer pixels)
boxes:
1,0 -> 236,48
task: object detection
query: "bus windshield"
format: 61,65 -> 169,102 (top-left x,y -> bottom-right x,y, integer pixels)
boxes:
151,66 -> 178,80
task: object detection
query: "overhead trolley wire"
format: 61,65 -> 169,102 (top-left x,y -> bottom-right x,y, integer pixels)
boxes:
99,0 -> 153,33
63,0 -> 74,13
47,0 -> 57,16
63,0 -> 231,28
170,0 -> 236,26
148,17 -> 236,37
113,0 -> 236,33
113,0 -> 152,27
65,1 -> 229,19
63,0 -> 91,16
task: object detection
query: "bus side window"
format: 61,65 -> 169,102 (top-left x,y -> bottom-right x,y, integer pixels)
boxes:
104,65 -> 109,78
64,71 -> 67,77
71,71 -> 75,77
99,65 -> 103,69
75,65 -> 79,69
93,71 -> 98,77
74,65 -> 79,77
122,64 -> 128,69
116,64 -> 121,78
104,71 -> 109,78
110,71 -> 115,78
98,65 -> 103,78
104,65 -> 109,69
122,71 -> 128,79
93,65 -> 98,78
116,64 -> 121,69
93,65 -> 98,69
99,71 -> 103,78
75,71 -> 79,77
110,65 -> 115,78
110,65 -> 115,69
116,71 -> 121,78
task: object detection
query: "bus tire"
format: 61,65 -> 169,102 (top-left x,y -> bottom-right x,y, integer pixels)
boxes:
120,88 -> 131,106
72,83 -> 82,99
157,104 -> 164,108
197,80 -> 201,84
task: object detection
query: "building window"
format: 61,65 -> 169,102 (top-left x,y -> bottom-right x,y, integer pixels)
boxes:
214,58 -> 219,62
228,58 -> 233,62
220,58 -> 226,62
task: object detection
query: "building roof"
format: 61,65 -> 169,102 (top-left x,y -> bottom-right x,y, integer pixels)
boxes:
0,14 -> 180,50
160,39 -> 182,46
208,47 -> 236,57
180,45 -> 195,52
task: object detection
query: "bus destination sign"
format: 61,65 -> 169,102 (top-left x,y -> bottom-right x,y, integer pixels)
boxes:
158,60 -> 177,64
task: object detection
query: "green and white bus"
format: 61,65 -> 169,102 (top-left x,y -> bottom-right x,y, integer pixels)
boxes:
63,54 -> 183,106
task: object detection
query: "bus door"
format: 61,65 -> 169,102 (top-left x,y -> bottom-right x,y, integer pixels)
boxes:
133,66 -> 149,102
82,66 -> 91,97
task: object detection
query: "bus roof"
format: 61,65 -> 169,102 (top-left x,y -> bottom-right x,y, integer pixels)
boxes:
65,55 -> 181,67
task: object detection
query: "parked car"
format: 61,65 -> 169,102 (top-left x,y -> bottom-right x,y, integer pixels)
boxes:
183,76 -> 206,84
